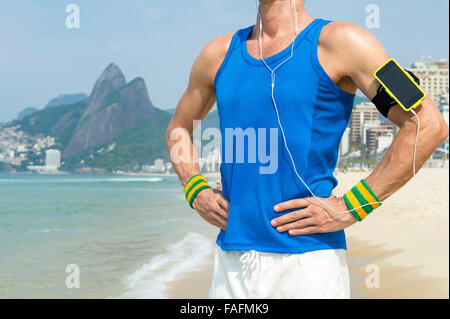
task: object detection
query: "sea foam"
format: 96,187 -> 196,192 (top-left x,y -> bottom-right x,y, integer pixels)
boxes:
118,232 -> 213,299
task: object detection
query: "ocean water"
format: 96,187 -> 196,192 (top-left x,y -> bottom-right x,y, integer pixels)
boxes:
0,173 -> 217,298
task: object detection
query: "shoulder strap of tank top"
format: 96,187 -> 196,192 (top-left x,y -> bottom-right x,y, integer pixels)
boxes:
236,25 -> 254,48
307,19 -> 355,102
304,18 -> 332,44
213,26 -> 252,88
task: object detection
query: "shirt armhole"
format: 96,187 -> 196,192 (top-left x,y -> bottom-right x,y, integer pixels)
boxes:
213,31 -> 240,90
310,21 -> 355,103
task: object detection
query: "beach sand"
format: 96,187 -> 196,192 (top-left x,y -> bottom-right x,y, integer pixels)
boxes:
166,168 -> 449,299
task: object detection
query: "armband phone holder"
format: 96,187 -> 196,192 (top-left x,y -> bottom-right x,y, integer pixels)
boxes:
373,59 -> 426,112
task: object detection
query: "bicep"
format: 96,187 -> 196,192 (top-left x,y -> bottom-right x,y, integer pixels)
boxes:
340,27 -> 441,127
170,53 -> 217,134
335,24 -> 415,123
344,28 -> 441,128
341,26 -> 390,101
172,84 -> 216,134
169,33 -> 233,134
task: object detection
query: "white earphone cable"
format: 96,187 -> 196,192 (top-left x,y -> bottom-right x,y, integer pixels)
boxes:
254,0 -> 421,215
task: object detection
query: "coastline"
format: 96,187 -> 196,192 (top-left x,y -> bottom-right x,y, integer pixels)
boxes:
165,169 -> 449,299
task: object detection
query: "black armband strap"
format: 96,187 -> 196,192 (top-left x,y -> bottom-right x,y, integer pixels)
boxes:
371,70 -> 420,118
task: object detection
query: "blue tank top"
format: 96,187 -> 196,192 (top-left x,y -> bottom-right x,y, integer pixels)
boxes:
214,19 -> 355,254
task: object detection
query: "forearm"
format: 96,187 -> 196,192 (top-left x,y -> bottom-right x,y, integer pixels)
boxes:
364,101 -> 449,201
166,121 -> 201,186
166,114 -> 228,230
166,69 -> 216,187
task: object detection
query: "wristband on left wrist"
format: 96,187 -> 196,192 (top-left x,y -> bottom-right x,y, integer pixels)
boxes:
343,179 -> 382,222
183,174 -> 211,208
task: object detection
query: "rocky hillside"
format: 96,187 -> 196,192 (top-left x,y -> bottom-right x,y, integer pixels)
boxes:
11,63 -> 172,171
63,64 -> 156,159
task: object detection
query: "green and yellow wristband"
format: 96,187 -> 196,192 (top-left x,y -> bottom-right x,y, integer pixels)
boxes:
183,174 -> 211,208
343,179 -> 382,222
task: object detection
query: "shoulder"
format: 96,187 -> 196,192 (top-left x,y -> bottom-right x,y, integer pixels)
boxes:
318,21 -> 388,79
192,32 -> 237,85
201,32 -> 236,60
319,21 -> 381,54
314,21 -> 389,95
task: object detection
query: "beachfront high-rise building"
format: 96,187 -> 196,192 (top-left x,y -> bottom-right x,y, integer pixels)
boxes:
439,93 -> 449,108
439,93 -> 449,125
9,150 -> 15,163
361,120 -> 381,150
377,134 -> 394,154
367,123 -> 395,154
45,149 -> 61,170
349,102 -> 380,148
203,149 -> 221,173
153,159 -> 165,172
339,127 -> 351,156
410,59 -> 449,105
142,159 -> 165,173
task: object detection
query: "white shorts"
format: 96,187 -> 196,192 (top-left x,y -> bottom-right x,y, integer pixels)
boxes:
208,244 -> 350,299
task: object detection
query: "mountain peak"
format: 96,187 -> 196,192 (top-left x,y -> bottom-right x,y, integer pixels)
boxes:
82,63 -> 127,119
63,64 -> 156,159
126,77 -> 145,89
91,63 -> 126,95
104,62 -> 123,75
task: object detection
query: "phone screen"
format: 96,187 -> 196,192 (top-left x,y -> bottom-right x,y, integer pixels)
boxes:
375,60 -> 425,110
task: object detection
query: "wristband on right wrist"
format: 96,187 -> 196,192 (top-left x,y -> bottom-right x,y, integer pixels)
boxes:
183,174 -> 211,208
343,179 -> 382,222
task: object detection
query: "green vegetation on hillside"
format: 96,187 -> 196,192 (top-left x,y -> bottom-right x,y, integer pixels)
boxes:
44,93 -> 87,109
17,107 -> 38,119
65,107 -> 171,171
12,100 -> 88,149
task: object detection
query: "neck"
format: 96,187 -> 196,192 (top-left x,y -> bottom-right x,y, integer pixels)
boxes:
256,0 -> 310,38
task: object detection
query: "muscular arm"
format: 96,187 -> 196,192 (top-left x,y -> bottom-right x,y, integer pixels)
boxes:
166,33 -> 233,230
323,22 -> 449,200
272,22 -> 448,235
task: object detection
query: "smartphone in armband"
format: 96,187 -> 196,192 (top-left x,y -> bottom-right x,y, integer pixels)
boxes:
374,59 -> 426,112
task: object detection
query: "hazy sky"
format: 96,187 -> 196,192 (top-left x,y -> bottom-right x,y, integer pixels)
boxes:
0,0 -> 448,122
